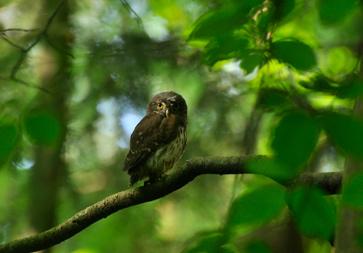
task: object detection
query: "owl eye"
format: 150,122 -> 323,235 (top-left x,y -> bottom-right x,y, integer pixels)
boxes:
157,102 -> 165,110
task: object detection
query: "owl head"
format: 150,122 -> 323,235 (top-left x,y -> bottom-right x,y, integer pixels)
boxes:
147,91 -> 187,118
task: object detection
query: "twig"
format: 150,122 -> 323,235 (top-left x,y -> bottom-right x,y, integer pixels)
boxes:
0,156 -> 342,253
44,35 -> 74,58
0,34 -> 26,50
0,76 -> 52,94
10,0 -> 66,79
120,0 -> 144,29
0,28 -> 38,33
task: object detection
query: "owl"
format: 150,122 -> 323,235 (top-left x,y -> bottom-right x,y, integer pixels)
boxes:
124,91 -> 187,185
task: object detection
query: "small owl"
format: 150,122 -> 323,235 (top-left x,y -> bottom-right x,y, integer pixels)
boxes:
124,91 -> 187,185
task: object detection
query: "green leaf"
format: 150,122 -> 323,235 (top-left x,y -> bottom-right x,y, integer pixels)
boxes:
257,88 -> 291,111
318,0 -> 358,25
336,76 -> 363,99
256,9 -> 272,34
271,111 -> 320,168
183,232 -> 233,253
227,184 -> 285,228
246,157 -> 296,182
204,34 -> 249,65
220,244 -> 239,253
244,241 -> 273,253
271,0 -> 295,22
342,172 -> 363,208
189,0 -> 264,40
320,112 -> 363,159
0,122 -> 18,164
271,40 -> 317,71
24,110 -> 61,145
300,75 -> 363,99
299,75 -> 338,93
239,52 -> 264,73
287,186 -> 336,240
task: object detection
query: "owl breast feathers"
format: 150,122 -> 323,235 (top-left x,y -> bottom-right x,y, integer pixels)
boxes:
124,91 -> 187,185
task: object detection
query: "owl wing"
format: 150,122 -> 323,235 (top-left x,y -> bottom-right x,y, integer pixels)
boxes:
123,113 -> 176,173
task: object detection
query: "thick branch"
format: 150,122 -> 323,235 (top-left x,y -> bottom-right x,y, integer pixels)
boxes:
0,156 -> 342,253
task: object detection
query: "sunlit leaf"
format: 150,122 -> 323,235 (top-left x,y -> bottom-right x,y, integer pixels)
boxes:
227,184 -> 285,228
239,52 -> 264,73
0,122 -> 18,164
189,0 -> 264,40
323,46 -> 358,77
271,111 -> 320,168
287,186 -> 336,240
271,40 -> 317,71
24,110 -> 61,145
318,0 -> 358,24
246,157 -> 296,182
320,112 -> 363,159
342,172 -> 363,208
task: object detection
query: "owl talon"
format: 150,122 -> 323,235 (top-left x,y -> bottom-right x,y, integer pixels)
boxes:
144,174 -> 166,185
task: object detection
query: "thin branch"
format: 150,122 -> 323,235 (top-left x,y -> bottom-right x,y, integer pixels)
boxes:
44,35 -> 74,59
120,0 -> 144,29
0,76 -> 52,94
0,156 -> 342,253
0,28 -> 38,33
0,34 -> 26,50
10,0 -> 65,79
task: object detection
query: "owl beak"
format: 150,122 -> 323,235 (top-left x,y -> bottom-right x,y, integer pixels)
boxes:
165,108 -> 169,117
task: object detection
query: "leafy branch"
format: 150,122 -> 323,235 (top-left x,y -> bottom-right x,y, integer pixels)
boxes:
0,156 -> 342,253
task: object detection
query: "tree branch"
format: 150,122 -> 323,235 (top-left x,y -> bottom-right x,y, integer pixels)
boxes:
119,0 -> 144,29
0,33 -> 26,50
0,156 -> 342,253
10,0 -> 65,80
0,28 -> 38,33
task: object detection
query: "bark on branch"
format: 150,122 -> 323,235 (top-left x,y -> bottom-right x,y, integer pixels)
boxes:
0,156 -> 342,253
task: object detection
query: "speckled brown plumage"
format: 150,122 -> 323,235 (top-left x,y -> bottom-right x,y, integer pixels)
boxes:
124,91 -> 187,185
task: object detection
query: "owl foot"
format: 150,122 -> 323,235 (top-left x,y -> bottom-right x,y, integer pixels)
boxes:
144,174 -> 166,185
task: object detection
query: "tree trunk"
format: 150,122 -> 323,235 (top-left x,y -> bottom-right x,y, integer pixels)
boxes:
334,6 -> 363,250
28,1 -> 71,252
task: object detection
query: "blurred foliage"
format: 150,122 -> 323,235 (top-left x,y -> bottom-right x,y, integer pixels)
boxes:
271,110 -> 320,169
271,40 -> 316,71
342,172 -> 363,208
24,110 -> 61,145
320,112 -> 363,158
0,0 -> 363,252
243,241 -> 273,253
0,121 -> 18,165
226,184 -> 285,229
287,186 -> 336,240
